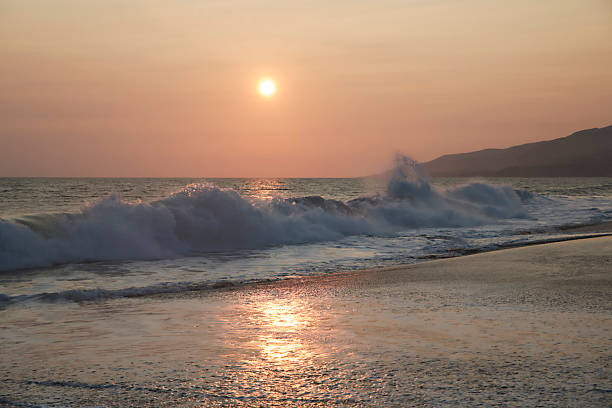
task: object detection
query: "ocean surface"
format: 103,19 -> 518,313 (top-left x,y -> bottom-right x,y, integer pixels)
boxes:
1,168 -> 611,307
1,168 -> 612,406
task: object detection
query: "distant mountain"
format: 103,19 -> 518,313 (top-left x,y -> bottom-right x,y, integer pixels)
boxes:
421,125 -> 612,177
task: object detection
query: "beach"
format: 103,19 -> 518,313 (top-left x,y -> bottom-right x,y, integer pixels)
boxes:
3,0 -> 612,405
1,234 -> 610,406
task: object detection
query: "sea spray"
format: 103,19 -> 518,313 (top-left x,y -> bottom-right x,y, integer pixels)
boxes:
0,159 -> 527,271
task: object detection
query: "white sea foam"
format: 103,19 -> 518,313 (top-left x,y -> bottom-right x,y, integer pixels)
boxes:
0,159 -> 527,271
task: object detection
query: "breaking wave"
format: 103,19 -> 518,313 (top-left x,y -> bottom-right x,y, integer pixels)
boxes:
0,158 -> 528,271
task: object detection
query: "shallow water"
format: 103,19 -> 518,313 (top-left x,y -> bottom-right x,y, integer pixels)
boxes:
1,241 -> 610,406
1,175 -> 611,406
1,176 -> 611,307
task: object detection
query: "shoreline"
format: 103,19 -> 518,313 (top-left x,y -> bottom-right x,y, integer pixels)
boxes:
2,231 -> 611,406
2,225 -> 612,308
184,229 -> 612,300
239,234 -> 612,299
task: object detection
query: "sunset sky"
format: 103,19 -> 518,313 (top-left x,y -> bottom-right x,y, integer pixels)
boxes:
1,0 -> 611,177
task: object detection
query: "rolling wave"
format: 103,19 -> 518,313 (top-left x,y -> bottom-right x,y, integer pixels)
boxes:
0,160 -> 527,271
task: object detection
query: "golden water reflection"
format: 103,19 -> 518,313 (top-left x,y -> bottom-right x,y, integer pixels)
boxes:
246,297 -> 317,367
241,178 -> 289,201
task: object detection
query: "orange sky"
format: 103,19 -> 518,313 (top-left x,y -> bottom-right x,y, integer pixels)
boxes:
1,0 -> 611,177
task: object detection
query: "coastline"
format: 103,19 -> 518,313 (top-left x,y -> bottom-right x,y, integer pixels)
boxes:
1,220 -> 612,307
1,235 -> 611,406
239,234 -> 612,310
187,223 -> 612,298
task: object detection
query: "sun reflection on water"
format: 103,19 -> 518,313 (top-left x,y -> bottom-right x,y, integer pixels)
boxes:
242,178 -> 290,201
247,297 -> 315,366
210,293 -> 336,400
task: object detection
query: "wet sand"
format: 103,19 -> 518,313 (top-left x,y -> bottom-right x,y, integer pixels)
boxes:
1,236 -> 611,406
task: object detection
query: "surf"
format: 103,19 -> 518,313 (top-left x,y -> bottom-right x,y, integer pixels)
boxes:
0,158 -> 528,271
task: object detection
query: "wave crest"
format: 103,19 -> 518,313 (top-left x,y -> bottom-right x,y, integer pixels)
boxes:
0,161 -> 527,271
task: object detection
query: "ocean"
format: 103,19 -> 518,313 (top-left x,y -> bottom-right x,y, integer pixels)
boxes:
1,169 -> 611,306
1,168 -> 612,406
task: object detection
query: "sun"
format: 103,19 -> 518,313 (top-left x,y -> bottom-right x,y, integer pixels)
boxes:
258,79 -> 277,97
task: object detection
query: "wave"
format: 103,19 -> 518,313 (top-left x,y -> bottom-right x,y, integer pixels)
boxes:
0,158 -> 528,271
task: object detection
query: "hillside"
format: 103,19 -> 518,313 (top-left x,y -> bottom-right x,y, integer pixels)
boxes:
421,125 -> 612,177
